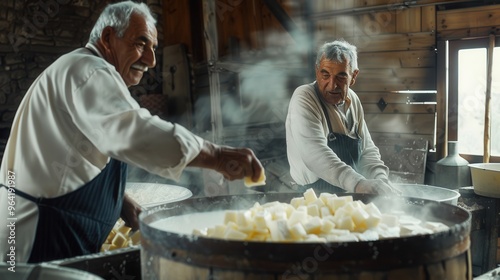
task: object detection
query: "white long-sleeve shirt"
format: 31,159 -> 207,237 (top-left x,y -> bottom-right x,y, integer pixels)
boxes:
0,44 -> 204,262
285,82 -> 389,192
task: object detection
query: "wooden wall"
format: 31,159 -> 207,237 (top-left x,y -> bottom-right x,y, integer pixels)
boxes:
163,0 -> 296,63
309,0 -> 443,149
160,0 -> 498,163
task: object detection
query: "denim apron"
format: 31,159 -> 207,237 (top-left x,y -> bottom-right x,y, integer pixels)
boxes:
2,158 -> 127,263
298,84 -> 361,194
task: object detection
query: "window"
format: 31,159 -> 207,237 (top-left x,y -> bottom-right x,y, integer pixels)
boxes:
448,37 -> 500,162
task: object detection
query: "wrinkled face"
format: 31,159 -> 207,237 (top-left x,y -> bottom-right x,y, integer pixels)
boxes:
315,57 -> 358,105
101,13 -> 158,87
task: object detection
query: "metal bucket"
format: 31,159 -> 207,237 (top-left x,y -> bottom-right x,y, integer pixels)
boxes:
139,193 -> 472,279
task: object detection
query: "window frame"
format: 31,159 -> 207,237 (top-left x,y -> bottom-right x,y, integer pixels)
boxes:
444,37 -> 500,163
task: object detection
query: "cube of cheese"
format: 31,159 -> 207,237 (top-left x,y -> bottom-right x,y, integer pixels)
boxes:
290,197 -> 306,208
287,208 -> 308,227
319,192 -> 337,205
375,224 -> 400,239
304,234 -> 326,243
224,211 -> 238,224
327,196 -> 353,213
303,188 -> 318,204
236,210 -> 252,228
129,230 -> 141,245
272,210 -> 287,221
327,234 -> 359,242
111,232 -> 128,248
267,219 -> 290,241
224,228 -> 248,240
380,214 -> 399,227
307,204 -> 320,217
355,230 -> 379,241
343,201 -> 361,214
320,206 -> 332,218
351,207 -> 370,232
289,223 -> 308,240
363,202 -> 382,216
244,170 -> 266,187
254,211 -> 271,229
328,229 -> 350,236
336,216 -> 355,231
303,216 -> 323,234
320,219 -> 335,234
399,215 -> 422,225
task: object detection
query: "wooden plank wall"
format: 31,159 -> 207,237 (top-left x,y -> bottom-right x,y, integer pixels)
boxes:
310,0 -> 439,148
437,4 -> 500,40
163,0 -> 296,63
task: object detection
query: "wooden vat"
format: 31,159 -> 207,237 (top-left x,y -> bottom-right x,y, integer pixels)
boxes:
139,193 -> 471,279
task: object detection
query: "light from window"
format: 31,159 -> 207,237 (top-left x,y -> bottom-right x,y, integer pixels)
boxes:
457,47 -> 499,156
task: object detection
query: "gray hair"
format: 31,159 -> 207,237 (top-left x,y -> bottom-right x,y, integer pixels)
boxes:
88,1 -> 156,45
315,40 -> 359,73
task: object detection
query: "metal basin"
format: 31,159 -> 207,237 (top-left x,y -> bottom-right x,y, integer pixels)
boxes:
396,183 -> 461,205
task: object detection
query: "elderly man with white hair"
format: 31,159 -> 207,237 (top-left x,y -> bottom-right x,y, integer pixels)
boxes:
0,1 -> 263,263
286,40 -> 399,195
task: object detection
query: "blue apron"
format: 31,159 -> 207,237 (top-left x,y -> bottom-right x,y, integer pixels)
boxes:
2,158 -> 127,263
298,83 -> 361,194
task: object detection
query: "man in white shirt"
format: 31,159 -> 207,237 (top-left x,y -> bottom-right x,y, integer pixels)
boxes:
286,40 -> 398,195
0,1 -> 263,263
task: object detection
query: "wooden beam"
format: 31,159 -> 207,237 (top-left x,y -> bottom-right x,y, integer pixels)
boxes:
261,0 -> 301,41
435,40 -> 447,159
326,32 -> 435,52
437,4 -> 500,31
438,26 -> 500,40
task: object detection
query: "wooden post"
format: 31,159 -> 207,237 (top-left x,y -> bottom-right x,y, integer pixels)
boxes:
202,0 -> 223,144
484,34 -> 495,163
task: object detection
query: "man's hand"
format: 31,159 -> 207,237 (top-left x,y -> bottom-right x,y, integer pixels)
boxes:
120,193 -> 143,231
354,179 -> 401,195
189,141 -> 264,182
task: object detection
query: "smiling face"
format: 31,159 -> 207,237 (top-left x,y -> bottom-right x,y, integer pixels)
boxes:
315,57 -> 359,105
97,13 -> 158,87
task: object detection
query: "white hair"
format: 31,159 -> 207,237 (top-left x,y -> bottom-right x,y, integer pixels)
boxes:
88,1 -> 156,45
315,40 -> 359,73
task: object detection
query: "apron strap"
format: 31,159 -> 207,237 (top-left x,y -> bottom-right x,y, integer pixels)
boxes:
0,184 -> 42,204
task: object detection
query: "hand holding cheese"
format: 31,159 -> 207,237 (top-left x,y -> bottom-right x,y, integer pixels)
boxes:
244,169 -> 266,187
188,141 -> 264,182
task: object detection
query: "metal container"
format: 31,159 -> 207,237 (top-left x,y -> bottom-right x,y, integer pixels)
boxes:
436,141 -> 472,189
139,193 -> 472,279
469,163 -> 500,198
49,247 -> 140,280
0,263 -> 104,280
396,183 -> 461,205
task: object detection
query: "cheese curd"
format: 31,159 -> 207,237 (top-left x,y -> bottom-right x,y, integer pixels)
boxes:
244,170 -> 267,187
101,218 -> 141,252
193,189 -> 449,242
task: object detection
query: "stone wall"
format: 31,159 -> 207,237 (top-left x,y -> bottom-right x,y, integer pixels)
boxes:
0,0 -> 164,159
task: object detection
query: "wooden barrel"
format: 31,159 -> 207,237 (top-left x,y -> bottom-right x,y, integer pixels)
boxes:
139,193 -> 472,279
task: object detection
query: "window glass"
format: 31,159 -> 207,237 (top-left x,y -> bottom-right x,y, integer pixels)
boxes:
457,47 -> 500,156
